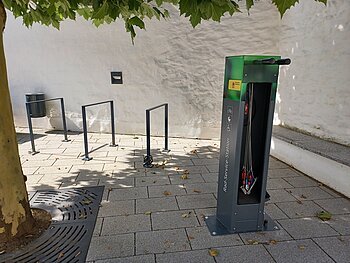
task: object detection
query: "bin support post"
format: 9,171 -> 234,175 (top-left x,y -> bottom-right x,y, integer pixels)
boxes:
163,103 -> 169,152
82,106 -> 92,161
110,101 -> 117,147
25,103 -> 39,155
60,98 -> 70,142
143,110 -> 153,168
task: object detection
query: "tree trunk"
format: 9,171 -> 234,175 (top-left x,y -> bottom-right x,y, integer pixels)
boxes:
0,1 -> 34,244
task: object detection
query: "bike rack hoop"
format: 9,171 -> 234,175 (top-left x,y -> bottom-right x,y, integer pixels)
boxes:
143,103 -> 169,168
81,100 -> 117,161
25,97 -> 70,155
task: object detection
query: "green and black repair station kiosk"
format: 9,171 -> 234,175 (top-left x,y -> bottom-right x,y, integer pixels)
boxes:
205,55 -> 291,235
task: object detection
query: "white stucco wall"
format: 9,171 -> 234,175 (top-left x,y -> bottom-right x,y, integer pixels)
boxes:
4,1 -> 280,138
4,0 -> 350,144
276,0 -> 350,145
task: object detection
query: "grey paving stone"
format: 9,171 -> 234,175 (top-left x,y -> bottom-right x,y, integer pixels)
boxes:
148,184 -> 187,198
267,178 -> 293,189
268,168 -> 301,178
136,229 -> 190,255
98,200 -> 135,217
267,189 -> 297,203
95,254 -> 155,263
156,249 -> 215,263
176,165 -> 209,174
101,214 -> 151,235
286,187 -> 334,201
265,203 -> 288,220
268,159 -> 290,170
186,226 -> 243,249
184,182 -> 218,195
151,210 -> 199,230
177,194 -> 217,209
135,175 -> 170,187
278,218 -> 339,239
169,173 -> 205,184
195,208 -> 217,226
326,214 -> 350,235
87,234 -> 134,261
265,239 -> 335,263
136,196 -> 178,213
284,176 -> 319,188
314,198 -> 350,214
201,173 -> 218,183
215,245 -> 274,263
206,164 -> 218,173
319,185 -> 342,197
276,201 -> 324,218
99,177 -> 135,188
108,187 -> 148,201
192,158 -> 219,166
93,217 -> 103,236
239,227 -> 292,244
313,236 -> 350,263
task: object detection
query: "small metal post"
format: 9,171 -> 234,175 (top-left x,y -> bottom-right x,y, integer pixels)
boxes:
143,110 -> 153,167
60,98 -> 70,142
110,101 -> 117,147
25,103 -> 39,155
82,106 -> 92,161
163,103 -> 169,152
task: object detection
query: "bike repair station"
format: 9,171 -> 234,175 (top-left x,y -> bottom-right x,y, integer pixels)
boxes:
206,55 -> 291,235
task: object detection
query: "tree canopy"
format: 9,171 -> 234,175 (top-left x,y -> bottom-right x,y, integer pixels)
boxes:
4,0 -> 327,40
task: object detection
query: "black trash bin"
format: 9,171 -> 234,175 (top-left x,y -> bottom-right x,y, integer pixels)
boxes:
25,93 -> 46,118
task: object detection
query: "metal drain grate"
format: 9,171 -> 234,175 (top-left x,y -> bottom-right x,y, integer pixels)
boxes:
0,186 -> 104,263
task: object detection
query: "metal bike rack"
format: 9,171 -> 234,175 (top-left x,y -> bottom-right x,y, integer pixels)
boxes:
81,100 -> 117,161
25,97 -> 70,155
143,103 -> 169,168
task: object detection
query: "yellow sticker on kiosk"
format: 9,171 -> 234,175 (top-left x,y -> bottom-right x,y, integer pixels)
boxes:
228,80 -> 242,91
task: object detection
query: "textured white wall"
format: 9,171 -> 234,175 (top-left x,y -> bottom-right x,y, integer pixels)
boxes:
4,0 -> 349,144
5,1 -> 279,138
276,0 -> 350,145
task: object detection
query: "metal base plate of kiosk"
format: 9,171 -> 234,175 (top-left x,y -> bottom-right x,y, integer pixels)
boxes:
205,213 -> 279,236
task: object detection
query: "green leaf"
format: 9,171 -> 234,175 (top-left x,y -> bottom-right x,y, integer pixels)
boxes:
129,16 -> 145,29
317,211 -> 332,221
246,0 -> 254,12
272,0 -> 299,17
92,1 -> 109,19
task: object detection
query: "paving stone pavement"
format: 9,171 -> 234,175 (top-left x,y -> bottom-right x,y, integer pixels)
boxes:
17,128 -> 350,263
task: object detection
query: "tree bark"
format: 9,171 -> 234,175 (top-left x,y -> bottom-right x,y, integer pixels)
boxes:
0,1 -> 34,244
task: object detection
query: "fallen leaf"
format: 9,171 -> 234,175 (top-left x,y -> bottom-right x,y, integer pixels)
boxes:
208,249 -> 219,257
317,211 -> 332,221
75,251 -> 81,257
193,189 -> 202,193
181,212 -> 191,218
175,167 -> 180,171
180,174 -> 189,180
298,245 -> 305,250
133,136 -> 139,139
188,236 -> 195,240
247,239 -> 259,245
269,239 -> 278,245
296,200 -> 303,204
58,252 -> 64,259
163,191 -> 172,196
300,194 -> 307,199
81,199 -> 92,205
144,211 -> 152,215
190,149 -> 198,154
183,170 -> 190,175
